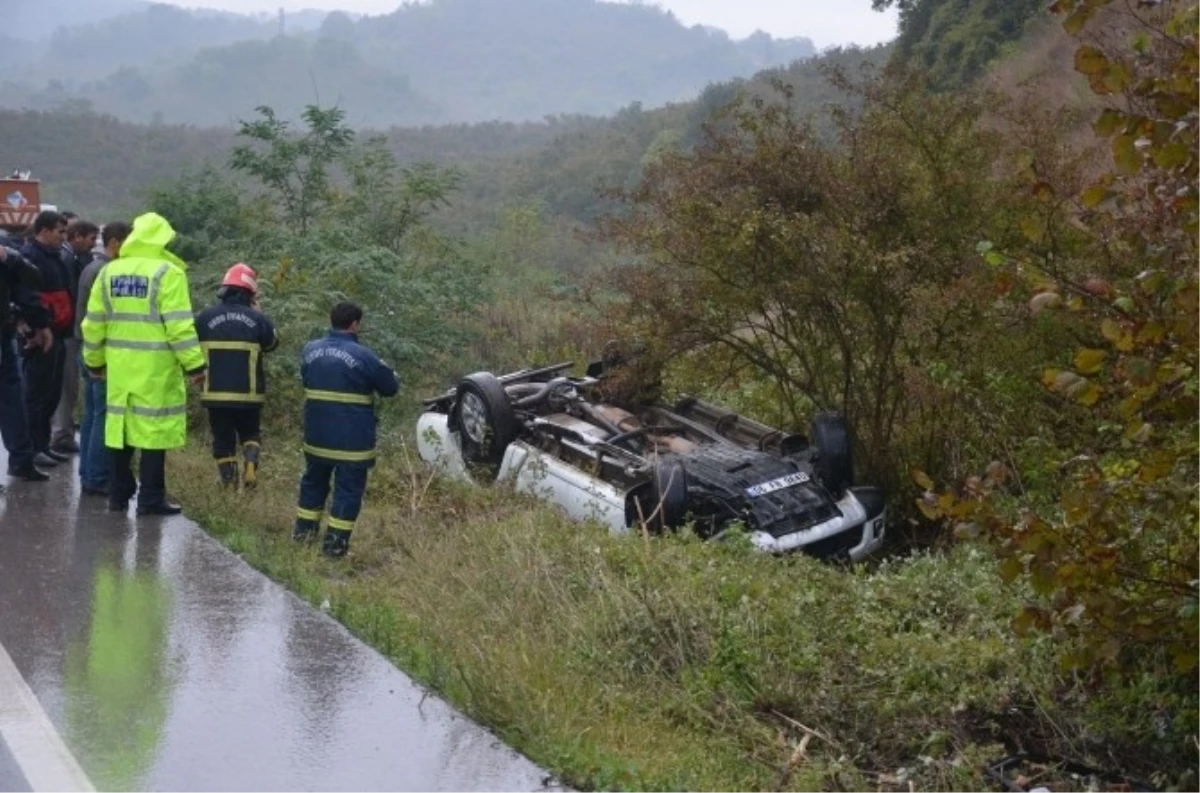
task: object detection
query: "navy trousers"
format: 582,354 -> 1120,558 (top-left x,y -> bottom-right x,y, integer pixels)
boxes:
296,456 -> 369,534
21,333 -> 64,454
0,333 -> 35,469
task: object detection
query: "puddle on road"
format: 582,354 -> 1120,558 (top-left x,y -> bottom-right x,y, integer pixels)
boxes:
0,457 -> 554,791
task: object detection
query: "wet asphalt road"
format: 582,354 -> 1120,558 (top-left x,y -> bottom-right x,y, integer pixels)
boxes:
0,448 -> 555,792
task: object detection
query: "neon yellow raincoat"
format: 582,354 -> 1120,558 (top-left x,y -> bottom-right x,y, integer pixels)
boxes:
81,213 -> 206,450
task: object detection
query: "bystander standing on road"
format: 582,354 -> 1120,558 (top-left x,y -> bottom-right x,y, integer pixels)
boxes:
19,210 -> 72,469
195,263 -> 279,491
81,212 -> 206,516
51,219 -> 99,455
0,243 -> 52,482
75,221 -> 131,497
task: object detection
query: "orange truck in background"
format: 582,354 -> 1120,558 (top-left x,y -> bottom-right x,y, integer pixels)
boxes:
0,172 -> 55,232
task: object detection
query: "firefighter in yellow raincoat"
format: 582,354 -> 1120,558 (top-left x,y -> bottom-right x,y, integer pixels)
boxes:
81,212 -> 206,516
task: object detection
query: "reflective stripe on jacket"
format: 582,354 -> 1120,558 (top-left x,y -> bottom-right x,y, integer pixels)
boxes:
81,213 -> 205,450
300,329 -> 399,467
195,293 -> 278,407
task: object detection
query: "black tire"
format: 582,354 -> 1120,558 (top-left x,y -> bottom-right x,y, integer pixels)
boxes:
811,412 -> 854,495
453,373 -> 520,472
630,460 -> 689,534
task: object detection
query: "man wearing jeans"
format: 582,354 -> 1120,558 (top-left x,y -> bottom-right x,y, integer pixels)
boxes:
75,221 -> 131,496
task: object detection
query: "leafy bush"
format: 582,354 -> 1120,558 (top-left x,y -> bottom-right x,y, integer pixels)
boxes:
918,0 -> 1198,685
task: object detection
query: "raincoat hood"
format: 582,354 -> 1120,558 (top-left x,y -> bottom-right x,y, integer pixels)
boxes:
119,213 -> 187,270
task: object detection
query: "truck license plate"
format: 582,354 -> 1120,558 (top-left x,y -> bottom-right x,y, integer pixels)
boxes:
745,471 -> 810,498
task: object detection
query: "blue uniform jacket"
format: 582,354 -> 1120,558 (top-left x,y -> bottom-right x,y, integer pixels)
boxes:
300,329 -> 399,467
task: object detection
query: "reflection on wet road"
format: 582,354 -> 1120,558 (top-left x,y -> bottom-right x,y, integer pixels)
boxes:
0,453 -> 552,791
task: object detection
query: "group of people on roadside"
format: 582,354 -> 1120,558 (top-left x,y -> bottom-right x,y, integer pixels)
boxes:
1,209 -> 398,558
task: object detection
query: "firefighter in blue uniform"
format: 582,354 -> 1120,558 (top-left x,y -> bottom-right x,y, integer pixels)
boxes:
294,301 -> 399,558
195,264 -> 279,490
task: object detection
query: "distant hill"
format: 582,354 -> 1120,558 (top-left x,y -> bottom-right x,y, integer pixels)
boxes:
0,0 -> 816,126
0,44 -> 888,225
7,0 -> 146,41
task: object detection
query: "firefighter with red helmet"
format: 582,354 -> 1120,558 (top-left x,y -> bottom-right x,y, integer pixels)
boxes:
194,263 -> 279,489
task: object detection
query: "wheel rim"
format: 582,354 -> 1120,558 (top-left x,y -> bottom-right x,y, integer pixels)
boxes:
460,391 -> 488,445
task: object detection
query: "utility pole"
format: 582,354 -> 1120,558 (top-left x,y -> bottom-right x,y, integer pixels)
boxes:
278,7 -> 285,36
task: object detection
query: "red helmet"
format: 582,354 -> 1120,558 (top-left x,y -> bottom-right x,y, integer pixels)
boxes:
221,263 -> 258,295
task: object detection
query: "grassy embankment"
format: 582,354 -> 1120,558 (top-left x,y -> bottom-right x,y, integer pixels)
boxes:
166,408 -> 1184,792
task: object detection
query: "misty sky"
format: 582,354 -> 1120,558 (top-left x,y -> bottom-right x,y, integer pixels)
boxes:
162,0 -> 900,48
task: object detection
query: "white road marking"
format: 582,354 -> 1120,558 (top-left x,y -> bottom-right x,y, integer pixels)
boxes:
0,639 -> 95,792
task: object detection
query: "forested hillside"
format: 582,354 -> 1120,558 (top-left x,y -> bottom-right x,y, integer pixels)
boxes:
0,0 -> 815,126
874,0 -> 1046,87
0,43 -> 888,236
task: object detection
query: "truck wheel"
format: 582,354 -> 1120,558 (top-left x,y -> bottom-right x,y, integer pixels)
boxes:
811,412 -> 854,496
454,373 -> 520,473
630,460 -> 689,534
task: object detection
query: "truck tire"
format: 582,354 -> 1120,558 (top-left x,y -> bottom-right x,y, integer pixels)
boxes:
811,412 -> 854,496
454,373 -> 520,474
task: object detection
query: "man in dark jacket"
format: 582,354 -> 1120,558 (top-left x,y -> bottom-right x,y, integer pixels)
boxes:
0,244 -> 51,481
19,210 -> 72,468
293,302 -> 398,558
195,263 -> 279,490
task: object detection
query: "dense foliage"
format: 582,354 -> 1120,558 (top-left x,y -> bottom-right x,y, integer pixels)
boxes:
872,0 -> 1047,88
600,68 -> 1019,497
920,0 -> 1199,678
148,107 -> 488,410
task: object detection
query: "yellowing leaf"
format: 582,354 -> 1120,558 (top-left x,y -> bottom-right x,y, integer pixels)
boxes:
1153,141 -> 1190,169
1092,108 -> 1125,137
1101,63 -> 1131,93
1135,322 -> 1166,345
1074,382 -> 1102,406
1074,348 -> 1107,374
1136,269 -> 1164,294
1101,318 -> 1123,343
1113,134 -> 1141,174
1075,45 -> 1108,75
1019,214 -> 1045,243
1081,184 -> 1111,207
911,469 -> 934,491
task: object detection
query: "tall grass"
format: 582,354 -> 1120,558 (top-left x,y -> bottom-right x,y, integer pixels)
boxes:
169,429 -> 1194,791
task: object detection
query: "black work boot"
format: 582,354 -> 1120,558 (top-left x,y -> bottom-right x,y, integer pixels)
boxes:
217,459 -> 239,489
321,529 -> 352,558
293,519 -> 320,543
242,442 -> 260,490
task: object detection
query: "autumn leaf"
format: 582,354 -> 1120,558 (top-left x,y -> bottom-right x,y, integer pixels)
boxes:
1074,45 -> 1108,75
1074,348 -> 1107,374
1092,108 -> 1125,137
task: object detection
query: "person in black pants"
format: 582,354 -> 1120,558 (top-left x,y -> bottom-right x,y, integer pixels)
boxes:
0,244 -> 51,481
194,264 -> 278,490
19,211 -> 72,470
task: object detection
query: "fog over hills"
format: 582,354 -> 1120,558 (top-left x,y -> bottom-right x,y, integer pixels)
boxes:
1,0 -> 816,127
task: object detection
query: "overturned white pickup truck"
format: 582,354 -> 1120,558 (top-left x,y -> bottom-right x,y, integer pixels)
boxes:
417,360 -> 886,561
